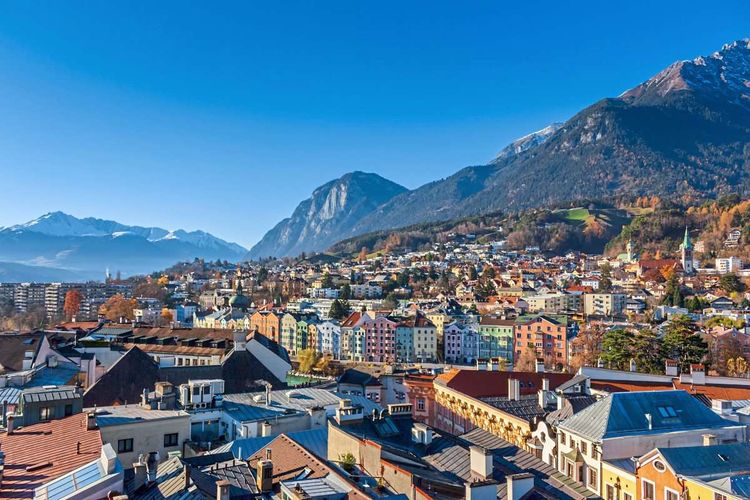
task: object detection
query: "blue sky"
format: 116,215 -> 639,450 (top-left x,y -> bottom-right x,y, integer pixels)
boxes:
0,1 -> 747,248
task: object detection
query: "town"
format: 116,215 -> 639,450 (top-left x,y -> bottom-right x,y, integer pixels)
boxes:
0,221 -> 749,499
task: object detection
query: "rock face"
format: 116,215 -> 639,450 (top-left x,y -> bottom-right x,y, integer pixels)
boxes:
0,212 -> 247,280
347,39 -> 750,234
247,171 -> 407,259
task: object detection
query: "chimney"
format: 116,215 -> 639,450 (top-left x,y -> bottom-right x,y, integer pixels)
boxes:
691,364 -> 706,385
476,359 -> 487,371
183,462 -> 191,490
233,330 -> 247,351
469,446 -> 493,480
508,378 -> 520,401
6,414 -> 15,435
629,359 -> 637,372
597,357 -> 604,368
261,421 -> 273,437
665,359 -> 679,377
256,449 -> 273,492
216,479 -> 231,500
265,384 -> 272,405
542,378 -> 550,392
535,358 -> 545,373
132,460 -> 148,491
487,359 -> 496,371
557,393 -> 566,411
2,400 -> 7,428
703,434 -> 719,446
465,479 -> 498,500
86,412 -> 97,430
0,451 -> 5,488
507,473 -> 535,500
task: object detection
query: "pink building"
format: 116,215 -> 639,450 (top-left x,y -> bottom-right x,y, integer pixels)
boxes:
363,315 -> 398,362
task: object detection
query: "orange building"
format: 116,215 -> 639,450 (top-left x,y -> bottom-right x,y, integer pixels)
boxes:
250,310 -> 281,343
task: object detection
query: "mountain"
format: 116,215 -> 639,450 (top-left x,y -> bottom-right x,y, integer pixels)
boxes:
493,122 -> 563,161
343,39 -> 750,235
247,172 -> 407,259
0,212 -> 247,281
0,261 -> 89,282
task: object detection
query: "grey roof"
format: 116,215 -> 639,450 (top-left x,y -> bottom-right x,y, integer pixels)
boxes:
481,394 -> 548,422
209,428 -> 329,460
559,390 -> 739,442
545,395 -> 598,426
459,428 -> 598,499
555,374 -> 589,393
130,456 -> 206,500
707,475 -> 750,497
281,477 -> 349,497
92,405 -> 189,427
658,443 -> 750,478
223,388 -> 381,417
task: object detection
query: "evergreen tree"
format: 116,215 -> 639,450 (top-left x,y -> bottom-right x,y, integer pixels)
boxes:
663,315 -> 708,370
600,328 -> 634,370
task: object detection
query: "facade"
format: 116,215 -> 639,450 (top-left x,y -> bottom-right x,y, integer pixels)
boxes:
681,227 -> 695,275
444,322 -> 478,364
514,314 -> 571,368
477,317 -> 514,363
250,310 -> 281,343
316,320 -> 341,358
583,293 -> 627,317
341,325 -> 366,361
94,405 -> 191,470
363,316 -> 397,362
716,256 -> 743,274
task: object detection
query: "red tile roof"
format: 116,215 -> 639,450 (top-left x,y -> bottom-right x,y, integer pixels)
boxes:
672,380 -> 750,400
436,369 -> 573,398
0,414 -> 102,499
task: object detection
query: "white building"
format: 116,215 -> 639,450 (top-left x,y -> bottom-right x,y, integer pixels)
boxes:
316,321 -> 341,359
716,256 -> 743,274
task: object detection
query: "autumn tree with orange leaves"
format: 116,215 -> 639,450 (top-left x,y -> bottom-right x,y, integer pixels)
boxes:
99,294 -> 137,322
63,289 -> 82,320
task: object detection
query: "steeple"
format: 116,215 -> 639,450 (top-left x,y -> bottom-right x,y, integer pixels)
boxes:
682,226 -> 692,250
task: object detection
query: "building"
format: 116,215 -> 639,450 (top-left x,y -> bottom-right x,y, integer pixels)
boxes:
444,322 -> 478,364
514,314 -> 573,369
557,390 -> 746,497
716,256 -> 743,274
93,404 -> 191,469
681,226 -> 695,275
477,317 -> 514,363
363,315 -> 397,362
583,293 -> 627,317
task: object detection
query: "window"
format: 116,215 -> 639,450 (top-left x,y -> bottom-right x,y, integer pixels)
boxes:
657,406 -> 677,418
117,438 -> 134,453
64,404 -> 73,416
581,441 -> 587,454
164,433 -> 179,447
665,489 -> 679,500
605,484 -> 616,500
588,468 -> 598,489
715,494 -> 728,500
642,479 -> 655,500
623,494 -> 633,500
39,407 -> 52,421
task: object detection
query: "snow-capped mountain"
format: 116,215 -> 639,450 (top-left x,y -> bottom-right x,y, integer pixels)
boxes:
493,122 -> 564,161
621,39 -> 750,106
0,212 -> 247,280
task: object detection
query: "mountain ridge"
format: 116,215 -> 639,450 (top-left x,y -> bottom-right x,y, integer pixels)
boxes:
0,212 -> 247,281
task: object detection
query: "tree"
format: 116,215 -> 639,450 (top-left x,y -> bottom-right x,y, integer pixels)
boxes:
357,247 -> 368,263
160,308 -> 174,322
720,274 -> 745,294
99,294 -> 137,322
600,329 -> 635,370
631,328 -> 664,374
340,284 -> 351,300
297,349 -> 320,374
157,275 -> 170,286
568,326 -> 604,371
321,273 -> 334,289
383,292 -> 399,310
514,344 -> 538,372
329,299 -> 349,320
467,266 -> 478,280
599,263 -> 613,291
727,357 -> 749,377
63,289 -> 82,320
662,315 -> 708,370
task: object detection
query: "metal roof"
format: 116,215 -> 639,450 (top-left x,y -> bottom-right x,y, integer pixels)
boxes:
210,428 -> 329,460
558,390 -> 739,442
92,406 -> 189,427
22,387 -> 79,404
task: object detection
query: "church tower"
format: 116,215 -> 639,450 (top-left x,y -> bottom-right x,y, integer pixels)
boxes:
626,238 -> 635,263
680,227 -> 694,275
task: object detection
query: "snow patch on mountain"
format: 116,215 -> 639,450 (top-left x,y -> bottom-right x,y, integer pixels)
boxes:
493,122 -> 564,161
